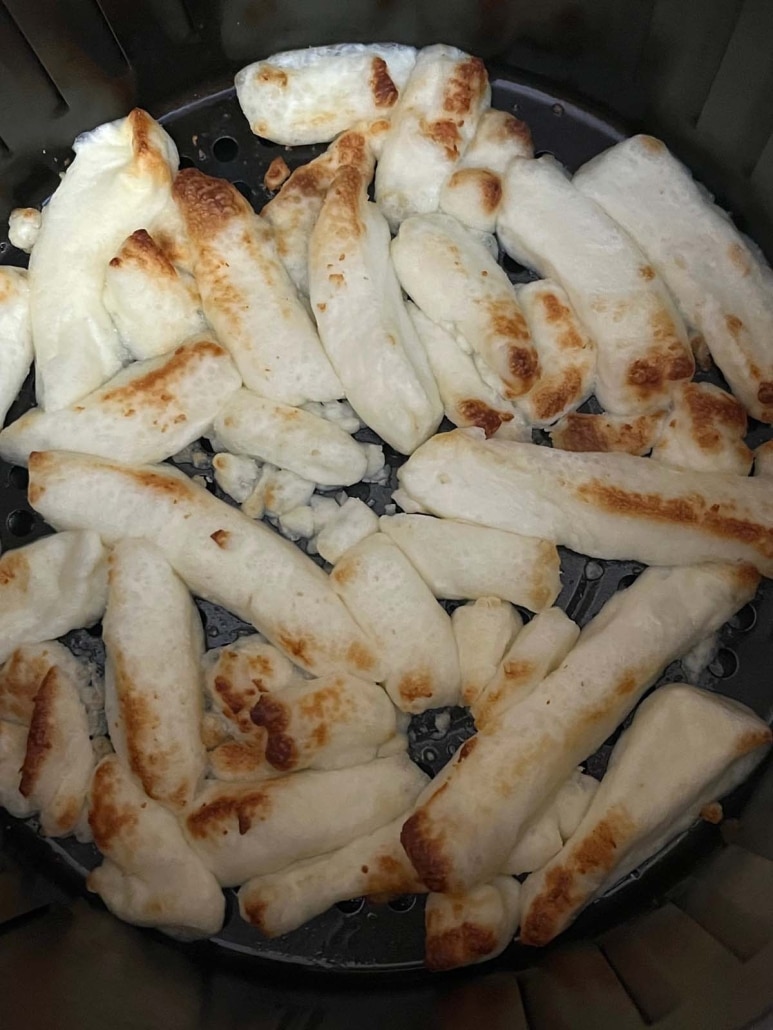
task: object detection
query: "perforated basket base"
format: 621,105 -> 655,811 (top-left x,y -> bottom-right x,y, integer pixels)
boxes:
1,73 -> 771,976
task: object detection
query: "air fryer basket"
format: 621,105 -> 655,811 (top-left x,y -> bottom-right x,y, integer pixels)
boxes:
2,2 -> 773,1028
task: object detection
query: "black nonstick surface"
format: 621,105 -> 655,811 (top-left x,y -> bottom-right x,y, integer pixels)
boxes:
1,72 -> 772,976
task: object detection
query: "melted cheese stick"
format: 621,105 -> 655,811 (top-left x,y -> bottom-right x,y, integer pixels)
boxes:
397,429 -> 773,575
184,752 -> 428,886
453,599 -> 522,707
472,608 -> 580,730
213,388 -> 367,486
103,229 -> 205,359
19,665 -> 93,836
439,111 -> 534,232
174,169 -> 342,405
28,452 -> 381,680
0,337 -> 241,468
520,685 -> 772,945
235,44 -> 417,145
88,756 -> 225,939
650,382 -> 752,475
238,813 -> 426,936
375,45 -> 490,229
549,410 -> 667,455
103,540 -> 205,810
400,562 -> 758,892
0,532 -> 107,664
379,513 -> 560,610
425,878 -> 521,971
309,167 -> 442,454
497,157 -> 694,414
392,213 -> 539,399
252,674 -> 397,773
515,280 -> 596,425
574,135 -> 773,422
29,110 -> 178,410
330,534 -> 460,713
407,302 -> 528,439
0,268 -> 32,426
262,127 -> 376,295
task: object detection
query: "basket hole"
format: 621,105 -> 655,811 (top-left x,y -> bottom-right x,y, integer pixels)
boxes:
709,648 -> 738,679
232,180 -> 253,202
616,571 -> 640,591
8,465 -> 28,489
729,603 -> 756,632
6,509 -> 33,537
336,897 -> 364,915
387,895 -> 416,913
255,136 -> 279,149
178,154 -> 197,169
85,620 -> 103,639
213,136 -> 239,162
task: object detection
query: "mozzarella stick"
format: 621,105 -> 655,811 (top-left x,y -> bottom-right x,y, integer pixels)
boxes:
103,540 -> 205,810
392,214 -> 539,399
0,531 -> 107,664
235,44 -> 417,145
28,452 -> 381,680
650,381 -> 752,475
262,127 -> 376,295
238,814 -> 426,937
330,534 -> 460,713
379,513 -> 560,610
375,45 -> 490,229
520,684 -> 772,945
473,608 -> 579,729
425,878 -> 521,971
0,641 -> 86,725
549,410 -> 667,456
29,110 -> 178,410
88,756 -> 224,939
453,599 -> 522,707
19,665 -> 94,836
439,111 -> 533,232
184,752 -> 428,886
174,169 -> 342,405
400,562 -> 758,893
0,337 -> 241,468
213,388 -> 367,487
0,268 -> 32,425
0,720 -> 34,818
397,429 -> 773,575
309,166 -> 442,454
515,280 -> 596,425
203,635 -> 295,742
504,770 -> 599,875
252,673 -> 397,772
103,229 -> 205,359
574,135 -> 773,422
407,303 -> 528,439
497,156 -> 693,414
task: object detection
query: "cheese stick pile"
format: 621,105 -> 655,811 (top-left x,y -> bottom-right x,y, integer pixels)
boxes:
1,41 -> 773,970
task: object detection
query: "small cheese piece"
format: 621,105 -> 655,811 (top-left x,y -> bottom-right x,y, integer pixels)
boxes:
650,381 -> 752,475
375,45 -> 490,229
331,534 -> 461,713
497,156 -> 693,415
88,755 -> 225,939
184,752 -> 428,886
0,337 -> 241,467
379,513 -> 560,610
0,531 -> 107,665
0,267 -> 32,426
235,44 -> 417,145
520,684 -> 772,945
212,453 -> 260,504
453,599 -> 523,707
19,664 -> 94,836
424,878 -> 521,971
103,229 -> 206,359
315,497 -> 378,564
8,207 -> 41,253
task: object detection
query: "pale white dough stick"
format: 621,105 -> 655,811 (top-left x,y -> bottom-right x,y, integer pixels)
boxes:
0,268 -> 32,426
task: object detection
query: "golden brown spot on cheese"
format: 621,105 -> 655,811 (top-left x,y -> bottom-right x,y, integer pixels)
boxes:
18,667 -> 59,797
758,382 -> 773,407
174,168 -> 251,238
210,529 -> 230,549
457,736 -> 478,762
502,659 -> 536,683
457,398 -> 513,438
263,156 -> 291,191
276,632 -> 315,668
529,369 -> 585,424
735,725 -> 773,756
640,135 -> 666,154
88,760 -> 140,850
727,242 -> 751,276
186,788 -> 271,839
241,895 -> 270,932
400,809 -> 452,893
210,740 -> 267,778
110,229 -> 177,278
100,339 -> 224,415
257,65 -> 288,88
442,57 -> 488,117
365,852 -> 423,896
331,557 -> 359,587
128,109 -> 174,186
214,674 -> 248,717
421,118 -> 462,161
370,56 -> 399,108
0,647 -> 56,722
346,639 -> 376,674
680,383 -> 747,452
0,548 -> 30,590
478,170 -> 502,212
700,802 -> 724,824
425,919 -> 499,971
398,671 -> 434,703
725,314 -> 744,339
638,265 -> 655,281
500,113 -> 532,148
551,412 -> 663,456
